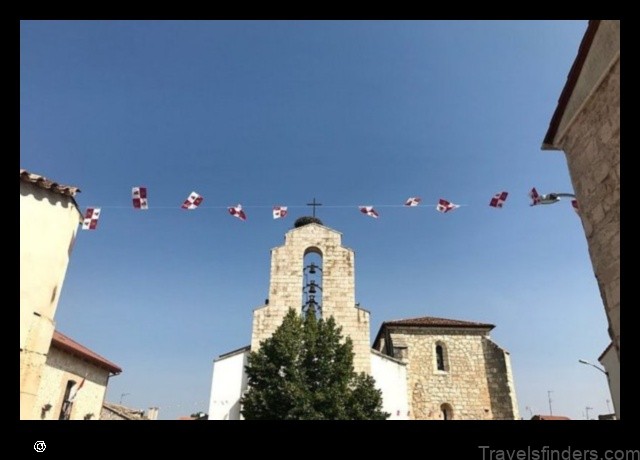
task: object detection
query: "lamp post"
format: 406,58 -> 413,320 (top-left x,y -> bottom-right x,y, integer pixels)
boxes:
529,188 -> 576,207
585,406 -> 593,420
578,359 -> 608,376
120,393 -> 130,405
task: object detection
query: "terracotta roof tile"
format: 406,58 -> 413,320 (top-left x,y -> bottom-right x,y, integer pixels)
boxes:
102,402 -> 146,420
531,415 -> 571,420
20,169 -> 81,197
382,316 -> 495,329
52,330 -> 122,374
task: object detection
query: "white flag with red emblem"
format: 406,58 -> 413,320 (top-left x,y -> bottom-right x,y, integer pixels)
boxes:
132,187 -> 148,210
181,192 -> 203,210
404,197 -> 422,207
436,199 -> 459,213
82,208 -> 101,230
228,204 -> 247,221
489,191 -> 508,208
359,206 -> 379,218
272,206 -> 288,219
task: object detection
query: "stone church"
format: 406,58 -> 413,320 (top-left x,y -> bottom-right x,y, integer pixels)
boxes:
208,216 -> 519,420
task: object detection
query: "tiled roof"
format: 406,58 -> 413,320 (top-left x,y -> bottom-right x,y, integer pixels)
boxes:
382,316 -> 495,329
51,330 -> 122,374
20,169 -> 81,197
531,415 -> 571,420
102,402 -> 146,420
542,20 -> 601,149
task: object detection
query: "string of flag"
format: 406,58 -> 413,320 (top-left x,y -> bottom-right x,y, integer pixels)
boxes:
81,187 -> 578,230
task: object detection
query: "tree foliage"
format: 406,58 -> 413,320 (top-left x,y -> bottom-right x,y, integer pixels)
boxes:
241,308 -> 389,420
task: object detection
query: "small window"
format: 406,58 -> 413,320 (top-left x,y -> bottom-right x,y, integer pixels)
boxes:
435,342 -> 449,372
436,345 -> 445,371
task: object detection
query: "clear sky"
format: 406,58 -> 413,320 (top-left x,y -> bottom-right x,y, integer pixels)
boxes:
20,20 -> 612,420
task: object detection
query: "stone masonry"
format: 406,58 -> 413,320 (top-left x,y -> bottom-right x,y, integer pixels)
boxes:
251,222 -> 371,374
543,21 -> 620,360
559,58 -> 620,358
376,326 -> 519,420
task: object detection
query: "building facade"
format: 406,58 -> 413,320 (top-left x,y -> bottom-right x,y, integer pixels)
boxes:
542,20 -> 620,361
372,318 -> 519,420
20,169 -> 83,420
209,217 -> 519,420
36,331 -> 122,420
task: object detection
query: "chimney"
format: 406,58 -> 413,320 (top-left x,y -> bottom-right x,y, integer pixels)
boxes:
146,407 -> 159,420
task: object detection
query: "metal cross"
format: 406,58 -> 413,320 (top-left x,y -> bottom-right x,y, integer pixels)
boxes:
306,198 -> 322,217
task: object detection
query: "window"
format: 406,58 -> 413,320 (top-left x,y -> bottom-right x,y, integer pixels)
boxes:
436,345 -> 445,371
58,380 -> 76,420
441,403 -> 454,420
435,342 -> 449,372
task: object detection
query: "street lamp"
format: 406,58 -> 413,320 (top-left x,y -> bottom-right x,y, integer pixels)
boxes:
529,188 -> 576,206
120,392 -> 130,405
578,359 -> 608,376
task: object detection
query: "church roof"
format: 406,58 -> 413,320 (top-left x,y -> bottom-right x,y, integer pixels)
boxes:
381,316 -> 495,329
52,330 -> 122,375
373,316 -> 495,349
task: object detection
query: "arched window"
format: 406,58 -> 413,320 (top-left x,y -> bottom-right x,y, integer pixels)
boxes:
303,247 -> 323,318
435,342 -> 448,372
441,403 -> 454,420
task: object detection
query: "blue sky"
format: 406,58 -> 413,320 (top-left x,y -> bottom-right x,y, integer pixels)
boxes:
20,20 -> 612,420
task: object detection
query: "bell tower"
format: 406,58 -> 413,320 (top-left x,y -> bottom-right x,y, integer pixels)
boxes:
250,215 -> 371,374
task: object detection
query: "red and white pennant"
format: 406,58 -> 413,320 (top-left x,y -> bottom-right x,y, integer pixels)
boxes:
228,204 -> 247,221
82,208 -> 101,230
359,206 -> 379,218
489,191 -> 508,208
571,199 -> 579,214
272,206 -> 288,219
436,199 -> 459,213
132,186 -> 148,210
181,192 -> 203,210
405,197 -> 422,207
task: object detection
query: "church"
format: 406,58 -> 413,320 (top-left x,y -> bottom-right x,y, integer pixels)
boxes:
208,216 -> 519,420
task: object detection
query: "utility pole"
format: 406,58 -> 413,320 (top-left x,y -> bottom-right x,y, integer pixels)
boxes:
547,390 -> 553,416
585,406 -> 593,420
525,406 -> 533,419
606,399 -> 611,414
120,392 -> 130,405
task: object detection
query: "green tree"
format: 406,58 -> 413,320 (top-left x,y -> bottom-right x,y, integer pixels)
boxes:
241,308 -> 389,420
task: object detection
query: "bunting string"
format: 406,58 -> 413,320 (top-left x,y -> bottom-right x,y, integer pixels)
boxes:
80,188 -> 577,230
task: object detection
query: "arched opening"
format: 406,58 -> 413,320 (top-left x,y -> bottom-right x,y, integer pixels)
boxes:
435,341 -> 449,372
303,247 -> 323,318
441,403 -> 454,420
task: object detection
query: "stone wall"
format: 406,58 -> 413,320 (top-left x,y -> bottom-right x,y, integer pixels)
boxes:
251,223 -> 371,374
482,338 -> 519,420
386,327 -> 518,420
34,347 -> 110,420
560,57 -> 620,357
